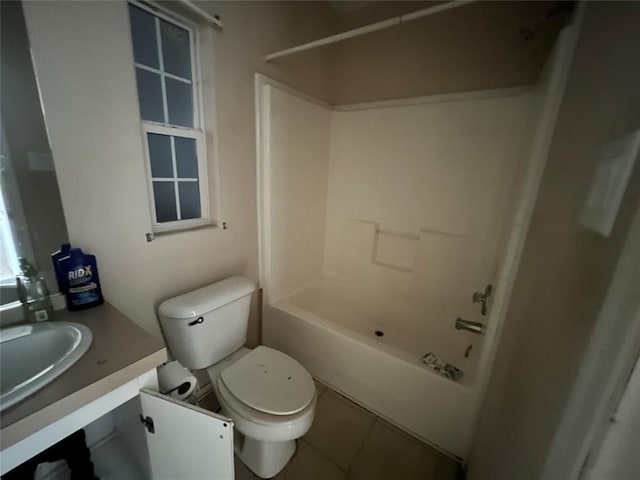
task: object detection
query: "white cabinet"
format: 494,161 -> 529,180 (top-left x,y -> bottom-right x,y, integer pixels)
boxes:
138,389 -> 234,479
1,370 -> 235,479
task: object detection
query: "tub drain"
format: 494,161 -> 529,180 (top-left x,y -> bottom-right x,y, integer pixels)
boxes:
375,330 -> 384,337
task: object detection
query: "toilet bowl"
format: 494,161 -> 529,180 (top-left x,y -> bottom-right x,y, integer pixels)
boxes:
158,277 -> 316,479
208,346 -> 316,478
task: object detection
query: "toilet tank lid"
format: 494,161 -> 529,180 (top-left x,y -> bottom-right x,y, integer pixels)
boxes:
158,276 -> 255,319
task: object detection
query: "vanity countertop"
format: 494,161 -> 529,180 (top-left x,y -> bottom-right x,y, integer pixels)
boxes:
0,303 -> 167,450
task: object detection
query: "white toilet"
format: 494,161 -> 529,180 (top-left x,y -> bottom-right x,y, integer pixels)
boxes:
158,276 -> 316,479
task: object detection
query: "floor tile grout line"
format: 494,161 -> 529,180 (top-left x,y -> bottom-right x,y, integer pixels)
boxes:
376,415 -> 445,455
374,416 -> 448,479
304,386 -> 376,475
309,384 -> 444,478
323,388 -> 377,420
298,438 -> 351,475
345,414 -> 378,475
321,384 -> 449,452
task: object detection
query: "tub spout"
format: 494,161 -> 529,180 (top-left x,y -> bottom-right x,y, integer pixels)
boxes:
455,318 -> 485,335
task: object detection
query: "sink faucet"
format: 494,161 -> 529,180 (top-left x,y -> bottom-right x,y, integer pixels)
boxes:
455,318 -> 485,335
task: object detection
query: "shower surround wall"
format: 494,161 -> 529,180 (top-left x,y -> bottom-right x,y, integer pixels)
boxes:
324,94 -> 532,364
260,80 -> 533,457
263,86 -> 331,303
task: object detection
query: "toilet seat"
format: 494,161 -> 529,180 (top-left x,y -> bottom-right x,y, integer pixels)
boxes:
215,375 -> 315,427
214,363 -> 317,442
220,346 -> 315,416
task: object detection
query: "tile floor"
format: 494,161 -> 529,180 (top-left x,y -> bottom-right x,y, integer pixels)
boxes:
235,380 -> 462,480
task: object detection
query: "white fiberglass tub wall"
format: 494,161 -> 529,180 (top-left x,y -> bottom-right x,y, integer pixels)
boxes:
261,85 -> 331,303
283,277 -> 480,386
258,80 -> 534,457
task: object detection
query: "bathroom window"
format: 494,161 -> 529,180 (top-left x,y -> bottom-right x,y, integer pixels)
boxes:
129,2 -> 211,232
0,190 -> 20,282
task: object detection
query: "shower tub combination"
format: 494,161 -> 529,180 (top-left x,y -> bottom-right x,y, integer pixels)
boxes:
256,27 -> 573,460
264,277 -> 478,456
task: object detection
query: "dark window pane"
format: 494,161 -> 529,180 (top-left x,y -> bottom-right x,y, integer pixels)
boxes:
160,20 -> 191,80
129,5 -> 159,69
166,78 -> 193,127
135,68 -> 164,123
175,137 -> 198,178
178,182 -> 201,220
153,182 -> 177,223
147,134 -> 173,177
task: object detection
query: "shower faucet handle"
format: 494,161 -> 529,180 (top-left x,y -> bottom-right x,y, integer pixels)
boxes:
472,284 -> 493,315
455,318 -> 485,335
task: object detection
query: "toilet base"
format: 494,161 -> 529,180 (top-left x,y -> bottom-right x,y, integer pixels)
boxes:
235,431 -> 297,479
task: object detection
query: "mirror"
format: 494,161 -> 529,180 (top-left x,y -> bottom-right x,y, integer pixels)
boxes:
0,1 -> 69,307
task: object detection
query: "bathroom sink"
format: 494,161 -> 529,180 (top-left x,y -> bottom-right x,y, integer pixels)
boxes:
0,321 -> 93,412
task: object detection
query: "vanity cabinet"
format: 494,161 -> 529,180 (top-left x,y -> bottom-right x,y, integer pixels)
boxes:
1,369 -> 235,480
0,303 -> 235,479
136,388 -> 234,479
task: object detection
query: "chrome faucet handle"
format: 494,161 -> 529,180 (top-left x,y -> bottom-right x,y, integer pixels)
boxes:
455,318 -> 486,335
472,284 -> 493,315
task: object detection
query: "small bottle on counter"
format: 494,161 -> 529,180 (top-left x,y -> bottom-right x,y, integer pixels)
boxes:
16,257 -> 55,322
59,248 -> 104,311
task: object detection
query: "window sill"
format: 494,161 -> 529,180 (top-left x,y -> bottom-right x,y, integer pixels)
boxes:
147,221 -> 225,241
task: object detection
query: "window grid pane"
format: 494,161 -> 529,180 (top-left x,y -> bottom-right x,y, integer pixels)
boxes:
135,68 -> 164,123
160,19 -> 192,80
129,5 -> 159,69
147,133 -> 173,177
147,132 -> 201,224
166,78 -> 194,128
175,137 -> 198,178
130,5 -> 195,128
178,181 -> 201,220
152,181 -> 177,223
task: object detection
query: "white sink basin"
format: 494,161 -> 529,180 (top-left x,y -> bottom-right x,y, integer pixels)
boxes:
0,321 -> 93,412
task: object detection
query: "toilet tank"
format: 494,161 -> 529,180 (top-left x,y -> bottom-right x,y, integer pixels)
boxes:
158,276 -> 256,370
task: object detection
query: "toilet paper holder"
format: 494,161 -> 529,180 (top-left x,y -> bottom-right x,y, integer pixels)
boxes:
157,360 -> 197,400
161,381 -> 193,396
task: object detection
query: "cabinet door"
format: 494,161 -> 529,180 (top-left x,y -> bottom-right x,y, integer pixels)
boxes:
139,388 -> 234,479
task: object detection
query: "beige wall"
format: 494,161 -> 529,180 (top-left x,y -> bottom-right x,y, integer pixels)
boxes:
330,1 -> 563,105
22,0 -> 334,343
468,3 -> 640,479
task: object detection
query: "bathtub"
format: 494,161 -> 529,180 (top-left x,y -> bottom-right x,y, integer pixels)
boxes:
263,277 -> 479,459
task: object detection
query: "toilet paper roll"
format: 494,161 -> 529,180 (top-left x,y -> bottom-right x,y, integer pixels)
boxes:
157,360 -> 197,401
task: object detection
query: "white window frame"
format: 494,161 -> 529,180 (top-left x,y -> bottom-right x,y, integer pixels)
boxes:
141,124 -> 208,229
130,1 -> 210,233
